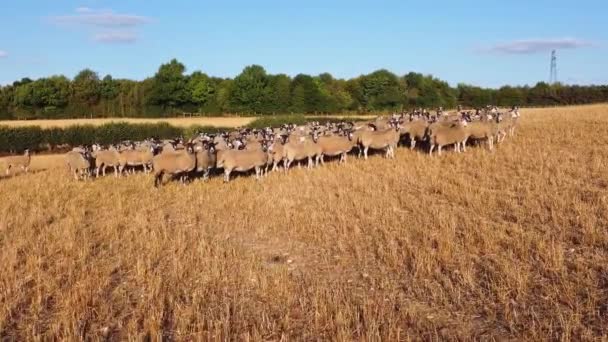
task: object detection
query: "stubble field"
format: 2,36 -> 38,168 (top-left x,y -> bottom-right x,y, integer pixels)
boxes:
1,105 -> 607,340
0,116 -> 256,129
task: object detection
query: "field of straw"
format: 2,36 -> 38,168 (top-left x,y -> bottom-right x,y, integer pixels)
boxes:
0,114 -> 376,129
1,105 -> 607,340
0,117 -> 256,128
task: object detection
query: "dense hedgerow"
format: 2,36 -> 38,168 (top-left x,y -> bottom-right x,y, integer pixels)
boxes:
0,116 -> 368,153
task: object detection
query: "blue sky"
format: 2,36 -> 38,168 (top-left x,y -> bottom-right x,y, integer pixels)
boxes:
0,0 -> 606,88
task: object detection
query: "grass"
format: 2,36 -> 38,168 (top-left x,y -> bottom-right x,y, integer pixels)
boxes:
1,104 -> 607,339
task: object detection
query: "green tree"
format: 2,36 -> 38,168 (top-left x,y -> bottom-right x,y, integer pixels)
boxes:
360,69 -> 404,110
229,65 -> 271,114
188,71 -> 215,108
290,74 -> 323,113
147,59 -> 189,110
72,69 -> 101,106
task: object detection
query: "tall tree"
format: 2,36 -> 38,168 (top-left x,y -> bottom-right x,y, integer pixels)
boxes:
147,59 -> 189,110
229,65 -> 271,114
72,69 -> 101,107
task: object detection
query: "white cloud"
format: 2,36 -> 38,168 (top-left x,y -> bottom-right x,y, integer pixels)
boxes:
0,50 -> 8,58
50,8 -> 151,28
48,8 -> 151,45
482,38 -> 593,54
93,31 -> 138,44
75,7 -> 93,13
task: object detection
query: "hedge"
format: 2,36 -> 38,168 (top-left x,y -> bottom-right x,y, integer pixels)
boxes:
0,117 -> 366,153
0,123 -> 185,153
246,115 -> 366,129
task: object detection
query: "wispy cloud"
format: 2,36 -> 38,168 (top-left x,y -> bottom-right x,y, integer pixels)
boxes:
48,8 -> 151,44
50,8 -> 151,27
75,7 -> 93,14
482,38 -> 593,54
93,31 -> 137,44
0,50 -> 8,58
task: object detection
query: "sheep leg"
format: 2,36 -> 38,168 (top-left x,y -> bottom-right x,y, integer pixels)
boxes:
462,138 -> 468,152
320,154 -> 325,165
429,145 -> 434,156
438,145 -> 443,156
154,171 -> 163,187
363,146 -> 369,160
6,166 -> 11,176
410,139 -> 416,150
224,169 -> 231,182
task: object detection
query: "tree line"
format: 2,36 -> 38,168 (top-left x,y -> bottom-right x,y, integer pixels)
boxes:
1,59 -> 607,120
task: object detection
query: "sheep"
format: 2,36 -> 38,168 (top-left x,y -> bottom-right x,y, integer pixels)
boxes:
65,151 -> 92,180
283,136 -> 322,170
215,148 -> 269,182
465,120 -> 498,150
161,142 -> 176,153
3,150 -> 31,176
152,145 -> 197,187
194,141 -> 217,180
316,132 -> 357,164
427,120 -> 470,156
243,137 -> 264,151
356,126 -> 401,159
400,120 -> 429,150
91,148 -> 121,177
500,111 -> 519,139
119,146 -> 155,175
267,136 -> 287,171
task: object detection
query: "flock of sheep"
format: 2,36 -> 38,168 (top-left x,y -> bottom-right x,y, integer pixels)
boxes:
3,107 -> 520,186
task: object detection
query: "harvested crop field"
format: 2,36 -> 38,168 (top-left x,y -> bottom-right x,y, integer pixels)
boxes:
1,105 -> 607,340
0,117 -> 257,129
